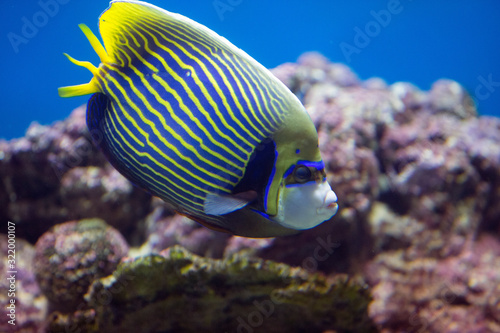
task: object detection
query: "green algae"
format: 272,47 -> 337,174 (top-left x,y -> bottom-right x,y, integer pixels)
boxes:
47,246 -> 376,333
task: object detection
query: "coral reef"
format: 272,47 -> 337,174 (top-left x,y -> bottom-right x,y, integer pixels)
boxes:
34,219 -> 129,313
1,52 -> 500,332
46,246 -> 375,333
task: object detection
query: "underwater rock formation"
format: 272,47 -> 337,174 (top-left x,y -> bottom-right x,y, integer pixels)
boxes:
0,235 -> 47,333
0,107 -> 154,244
34,219 -> 129,313
366,234 -> 500,332
1,52 -> 500,332
46,246 -> 376,333
138,198 -> 231,258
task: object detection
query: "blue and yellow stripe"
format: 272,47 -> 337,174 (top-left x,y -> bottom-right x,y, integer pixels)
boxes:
59,0 -> 297,221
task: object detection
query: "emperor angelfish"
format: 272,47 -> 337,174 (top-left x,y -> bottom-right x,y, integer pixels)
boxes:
58,0 -> 338,237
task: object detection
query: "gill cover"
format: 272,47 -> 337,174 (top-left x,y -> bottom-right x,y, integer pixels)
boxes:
263,103 -> 324,217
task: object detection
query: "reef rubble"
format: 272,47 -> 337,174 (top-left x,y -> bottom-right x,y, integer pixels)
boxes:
1,52 -> 500,332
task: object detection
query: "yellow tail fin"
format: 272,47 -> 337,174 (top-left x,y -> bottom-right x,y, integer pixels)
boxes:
58,24 -> 112,98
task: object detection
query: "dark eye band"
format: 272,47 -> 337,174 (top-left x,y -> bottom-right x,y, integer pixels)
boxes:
293,165 -> 312,183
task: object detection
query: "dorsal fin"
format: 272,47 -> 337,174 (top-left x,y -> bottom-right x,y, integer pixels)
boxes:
98,1 -> 147,67
58,24 -> 111,98
98,1 -> 190,67
98,1 -> 263,68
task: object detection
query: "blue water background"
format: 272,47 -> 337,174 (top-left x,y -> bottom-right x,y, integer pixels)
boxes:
1,0 -> 499,140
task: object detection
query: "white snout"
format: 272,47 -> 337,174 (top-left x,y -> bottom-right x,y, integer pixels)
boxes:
317,189 -> 338,215
279,181 -> 339,230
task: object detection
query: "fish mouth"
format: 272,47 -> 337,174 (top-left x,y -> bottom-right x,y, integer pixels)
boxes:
316,190 -> 339,215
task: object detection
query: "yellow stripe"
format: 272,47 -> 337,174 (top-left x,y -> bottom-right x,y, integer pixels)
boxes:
151,73 -> 247,164
215,49 -> 279,130
118,24 -> 247,169
97,67 -> 232,195
115,62 -> 240,185
157,21 -> 267,139
134,18 -> 261,145
112,28 -> 158,71
193,33 -> 288,125
227,52 -> 284,126
163,16 -> 288,125
104,110 -> 205,211
184,24 -> 290,125
104,28 -> 244,179
96,72 -> 145,148
131,66 -> 243,175
129,21 -> 254,158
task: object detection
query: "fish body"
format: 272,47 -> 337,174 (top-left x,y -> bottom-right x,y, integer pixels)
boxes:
59,1 -> 338,237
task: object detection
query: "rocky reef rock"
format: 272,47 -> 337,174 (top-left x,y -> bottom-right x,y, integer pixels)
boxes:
366,234 -> 500,332
2,52 -> 500,332
34,219 -> 129,313
0,235 -> 47,333
46,246 -> 375,333
138,198 -> 232,258
0,106 -> 155,244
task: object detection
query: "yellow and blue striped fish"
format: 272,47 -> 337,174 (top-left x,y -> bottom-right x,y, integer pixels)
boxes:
58,0 -> 338,237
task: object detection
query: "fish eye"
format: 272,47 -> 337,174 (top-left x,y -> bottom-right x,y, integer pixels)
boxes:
293,165 -> 312,183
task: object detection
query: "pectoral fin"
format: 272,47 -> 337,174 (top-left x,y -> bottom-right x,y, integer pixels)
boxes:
204,191 -> 258,215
